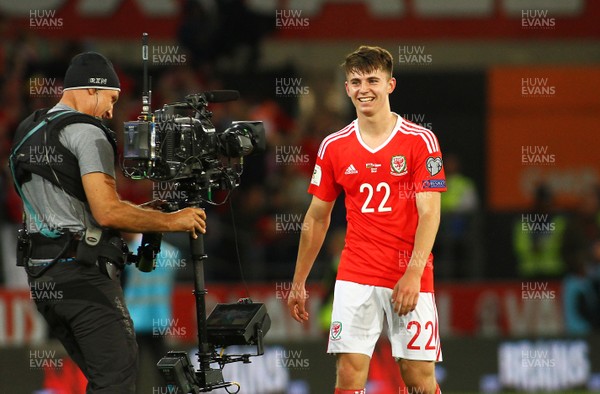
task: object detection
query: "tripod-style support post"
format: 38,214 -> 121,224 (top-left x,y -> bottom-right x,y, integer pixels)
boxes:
189,232 -> 225,389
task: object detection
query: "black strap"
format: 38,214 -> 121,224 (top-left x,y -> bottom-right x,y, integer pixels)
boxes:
25,232 -> 80,279
29,232 -> 79,259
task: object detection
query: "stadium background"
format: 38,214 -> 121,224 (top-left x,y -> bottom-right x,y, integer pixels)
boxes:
0,0 -> 599,393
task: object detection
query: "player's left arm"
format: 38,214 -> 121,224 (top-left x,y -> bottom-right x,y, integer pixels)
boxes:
392,191 -> 441,316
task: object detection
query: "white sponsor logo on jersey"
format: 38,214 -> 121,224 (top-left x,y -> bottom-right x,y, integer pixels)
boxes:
344,164 -> 358,175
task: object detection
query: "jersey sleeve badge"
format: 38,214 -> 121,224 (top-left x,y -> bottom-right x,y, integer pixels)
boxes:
311,164 -> 322,186
426,156 -> 443,176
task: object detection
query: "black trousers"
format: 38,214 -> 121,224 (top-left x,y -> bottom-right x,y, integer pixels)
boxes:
28,261 -> 138,394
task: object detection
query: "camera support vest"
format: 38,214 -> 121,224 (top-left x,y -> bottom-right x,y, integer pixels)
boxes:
9,108 -> 117,236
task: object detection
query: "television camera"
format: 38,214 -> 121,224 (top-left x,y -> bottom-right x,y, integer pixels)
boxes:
122,90 -> 265,196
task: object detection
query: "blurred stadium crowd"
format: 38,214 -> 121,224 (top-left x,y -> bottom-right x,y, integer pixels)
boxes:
0,0 -> 599,335
0,6 -> 347,287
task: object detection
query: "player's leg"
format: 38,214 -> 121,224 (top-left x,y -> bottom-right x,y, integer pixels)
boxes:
327,280 -> 384,393
385,291 -> 442,394
398,358 -> 438,394
335,353 -> 370,390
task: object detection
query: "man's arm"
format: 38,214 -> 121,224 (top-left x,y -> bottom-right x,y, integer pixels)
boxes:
288,195 -> 335,323
392,191 -> 441,316
82,172 -> 206,237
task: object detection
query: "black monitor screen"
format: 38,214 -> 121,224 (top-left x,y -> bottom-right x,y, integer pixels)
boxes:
206,303 -> 263,329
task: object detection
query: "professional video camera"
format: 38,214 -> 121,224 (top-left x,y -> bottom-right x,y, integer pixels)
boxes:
122,90 -> 265,194
122,34 -> 270,393
122,34 -> 265,202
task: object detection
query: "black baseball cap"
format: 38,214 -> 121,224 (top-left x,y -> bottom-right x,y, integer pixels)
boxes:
63,52 -> 120,91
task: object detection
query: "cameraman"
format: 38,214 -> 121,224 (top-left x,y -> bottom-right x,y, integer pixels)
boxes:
11,52 -> 206,393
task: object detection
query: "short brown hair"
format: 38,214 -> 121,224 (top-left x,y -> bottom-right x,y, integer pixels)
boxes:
341,45 -> 393,78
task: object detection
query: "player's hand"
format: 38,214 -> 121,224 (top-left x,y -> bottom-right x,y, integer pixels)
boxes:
391,271 -> 421,316
287,282 -> 309,323
169,207 -> 206,238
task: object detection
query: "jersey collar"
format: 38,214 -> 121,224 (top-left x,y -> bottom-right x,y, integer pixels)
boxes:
354,113 -> 402,154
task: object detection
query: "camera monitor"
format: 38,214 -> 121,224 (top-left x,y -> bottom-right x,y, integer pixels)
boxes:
206,303 -> 271,347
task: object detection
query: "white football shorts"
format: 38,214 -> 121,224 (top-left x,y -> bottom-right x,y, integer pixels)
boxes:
327,280 -> 442,361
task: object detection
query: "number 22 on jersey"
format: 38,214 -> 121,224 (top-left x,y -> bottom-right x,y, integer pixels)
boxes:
360,182 -> 392,213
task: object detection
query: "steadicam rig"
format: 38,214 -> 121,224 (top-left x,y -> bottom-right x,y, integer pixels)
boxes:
123,33 -> 270,393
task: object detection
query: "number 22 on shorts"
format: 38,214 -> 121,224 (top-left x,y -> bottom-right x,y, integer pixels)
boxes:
406,320 -> 436,350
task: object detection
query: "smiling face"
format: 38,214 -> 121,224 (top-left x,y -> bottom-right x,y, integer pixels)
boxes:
341,45 -> 395,118
345,68 -> 396,118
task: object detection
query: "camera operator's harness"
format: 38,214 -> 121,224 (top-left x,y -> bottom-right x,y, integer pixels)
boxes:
9,108 -> 127,278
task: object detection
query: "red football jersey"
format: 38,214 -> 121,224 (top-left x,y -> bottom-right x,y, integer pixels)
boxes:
309,115 -> 446,291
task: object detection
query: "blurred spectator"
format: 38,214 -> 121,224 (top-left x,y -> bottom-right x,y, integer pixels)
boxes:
214,184 -> 270,281
177,0 -> 275,73
562,185 -> 600,334
513,183 -> 567,279
562,253 -> 600,334
563,185 -> 600,271
176,0 -> 219,70
436,153 -> 481,279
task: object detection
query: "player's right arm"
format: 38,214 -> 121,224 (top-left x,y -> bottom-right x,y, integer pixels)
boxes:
288,195 -> 335,323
